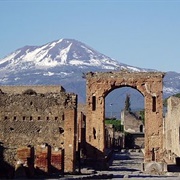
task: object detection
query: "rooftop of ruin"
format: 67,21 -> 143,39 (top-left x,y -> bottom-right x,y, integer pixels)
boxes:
0,85 -> 66,94
85,70 -> 166,79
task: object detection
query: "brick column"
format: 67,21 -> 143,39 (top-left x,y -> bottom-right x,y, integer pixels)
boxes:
16,146 -> 34,178
50,148 -> 63,173
34,145 -> 50,173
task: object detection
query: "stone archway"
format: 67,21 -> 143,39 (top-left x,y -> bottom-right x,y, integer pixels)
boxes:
85,71 -> 166,171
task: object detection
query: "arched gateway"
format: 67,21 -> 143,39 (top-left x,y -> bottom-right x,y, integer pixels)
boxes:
85,71 -> 166,172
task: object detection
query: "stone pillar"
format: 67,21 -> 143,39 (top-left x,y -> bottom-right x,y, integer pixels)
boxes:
64,108 -> 77,173
144,95 -> 158,161
34,144 -> 50,173
142,80 -> 167,172
16,146 -> 34,178
86,93 -> 105,159
50,148 -> 63,173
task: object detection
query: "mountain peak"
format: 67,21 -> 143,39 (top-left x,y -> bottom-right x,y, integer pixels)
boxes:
0,38 -> 121,70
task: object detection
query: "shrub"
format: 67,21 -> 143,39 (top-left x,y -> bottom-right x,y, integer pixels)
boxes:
22,89 -> 37,95
105,119 -> 124,132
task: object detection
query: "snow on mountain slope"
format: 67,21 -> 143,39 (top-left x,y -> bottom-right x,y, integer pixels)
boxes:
0,38 -> 179,102
0,39 -> 121,71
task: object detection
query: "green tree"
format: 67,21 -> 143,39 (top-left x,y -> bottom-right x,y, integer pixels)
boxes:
139,109 -> 145,124
105,119 -> 124,132
125,94 -> 131,111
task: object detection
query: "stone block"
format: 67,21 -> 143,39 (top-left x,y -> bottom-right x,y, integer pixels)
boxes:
141,162 -> 167,173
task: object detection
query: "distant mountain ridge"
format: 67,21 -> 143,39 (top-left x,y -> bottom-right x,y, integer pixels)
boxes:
0,38 -> 180,107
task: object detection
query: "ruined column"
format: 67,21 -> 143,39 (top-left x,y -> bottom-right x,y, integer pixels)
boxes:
64,108 -> 77,173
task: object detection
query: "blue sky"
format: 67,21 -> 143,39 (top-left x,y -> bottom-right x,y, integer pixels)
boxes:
0,0 -> 180,72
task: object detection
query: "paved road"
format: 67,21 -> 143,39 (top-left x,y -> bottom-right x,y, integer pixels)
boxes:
61,149 -> 180,179
106,149 -> 180,179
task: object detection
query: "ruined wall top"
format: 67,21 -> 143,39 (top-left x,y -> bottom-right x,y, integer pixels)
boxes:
167,96 -> 180,110
85,71 -> 165,80
0,85 -> 65,94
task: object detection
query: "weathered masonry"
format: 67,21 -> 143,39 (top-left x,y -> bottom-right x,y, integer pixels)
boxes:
164,96 -> 180,164
85,71 -> 166,171
0,86 -> 77,178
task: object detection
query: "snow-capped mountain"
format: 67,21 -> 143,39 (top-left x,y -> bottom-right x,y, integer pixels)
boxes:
0,38 -> 179,105
0,38 -> 121,71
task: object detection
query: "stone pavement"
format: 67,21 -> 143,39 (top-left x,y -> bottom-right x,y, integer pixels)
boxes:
107,149 -> 180,179
60,149 -> 180,179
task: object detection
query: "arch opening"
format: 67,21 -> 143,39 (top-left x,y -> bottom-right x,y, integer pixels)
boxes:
105,86 -> 145,151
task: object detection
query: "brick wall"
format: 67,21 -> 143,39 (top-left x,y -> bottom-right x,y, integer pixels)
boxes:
0,86 -> 77,178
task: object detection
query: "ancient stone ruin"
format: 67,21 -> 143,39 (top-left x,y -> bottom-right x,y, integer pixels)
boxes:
85,71 -> 166,171
0,85 -> 77,178
164,96 -> 180,165
1,70 -> 180,178
121,110 -> 144,149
